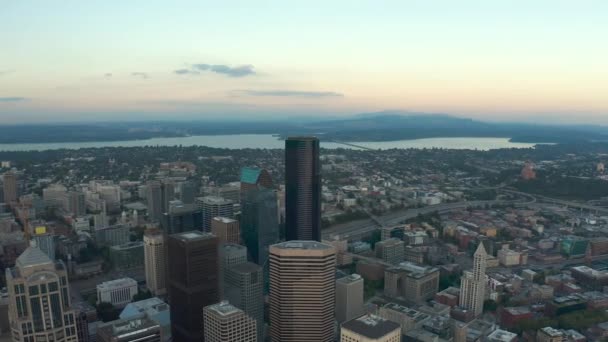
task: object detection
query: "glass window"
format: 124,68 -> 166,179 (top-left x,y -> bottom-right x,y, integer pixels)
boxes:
49,282 -> 58,292
40,284 -> 47,294
29,286 -> 38,296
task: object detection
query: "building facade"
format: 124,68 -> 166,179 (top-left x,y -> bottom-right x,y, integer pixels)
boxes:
97,316 -> 162,342
340,315 -> 401,342
96,278 -> 139,308
211,217 -> 240,244
203,301 -> 257,342
144,230 -> 167,296
240,188 -> 279,266
197,196 -> 234,232
6,242 -> 79,342
168,231 -> 219,342
269,241 -> 336,342
459,244 -> 488,317
285,137 -> 321,241
225,262 -> 264,342
336,274 -> 364,324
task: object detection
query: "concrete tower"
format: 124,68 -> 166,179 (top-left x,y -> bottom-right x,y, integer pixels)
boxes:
459,243 -> 488,317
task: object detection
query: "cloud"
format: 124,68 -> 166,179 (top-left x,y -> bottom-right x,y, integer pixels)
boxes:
174,69 -> 199,75
237,90 -> 344,97
174,63 -> 256,77
0,97 -> 28,102
0,70 -> 14,76
131,72 -> 149,79
104,73 -> 112,78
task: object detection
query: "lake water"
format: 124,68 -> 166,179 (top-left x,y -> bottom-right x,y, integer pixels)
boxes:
0,135 -> 539,152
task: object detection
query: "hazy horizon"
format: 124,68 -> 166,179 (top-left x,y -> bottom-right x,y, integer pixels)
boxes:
1,1 -> 607,125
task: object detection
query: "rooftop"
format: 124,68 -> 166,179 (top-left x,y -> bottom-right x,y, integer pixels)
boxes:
16,241 -> 53,270
198,196 -> 233,205
172,230 -> 215,241
205,301 -> 241,317
382,303 -> 429,322
273,240 -> 333,250
213,216 -> 237,224
97,277 -> 137,290
540,327 -> 564,337
337,274 -> 363,284
230,262 -> 262,274
240,167 -> 262,185
487,329 -> 518,342
341,314 -> 400,339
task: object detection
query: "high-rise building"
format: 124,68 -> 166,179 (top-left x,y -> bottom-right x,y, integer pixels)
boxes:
33,230 -> 56,260
340,314 -> 401,342
269,241 -> 336,342
2,171 -> 17,203
225,262 -> 264,342
336,274 -> 364,324
109,241 -> 144,271
147,181 -> 163,222
94,224 -> 130,247
179,181 -> 197,204
203,301 -> 257,342
197,196 -> 234,232
241,188 -> 279,266
211,217 -> 240,244
240,167 -> 273,195
97,316 -> 162,342
285,137 -> 321,241
219,243 -> 248,299
6,241 -> 79,342
144,230 -> 167,296
64,191 -> 86,216
161,201 -> 203,235
168,231 -> 219,342
160,180 -> 175,214
459,244 -> 488,317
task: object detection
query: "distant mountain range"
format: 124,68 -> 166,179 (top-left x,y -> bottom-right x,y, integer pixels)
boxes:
0,112 -> 606,144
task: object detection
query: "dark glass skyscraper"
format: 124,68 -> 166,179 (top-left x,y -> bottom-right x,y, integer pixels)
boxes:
285,137 -> 321,241
168,231 -> 219,342
241,188 -> 279,266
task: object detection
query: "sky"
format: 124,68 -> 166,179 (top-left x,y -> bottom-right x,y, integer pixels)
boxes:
1,0 -> 607,124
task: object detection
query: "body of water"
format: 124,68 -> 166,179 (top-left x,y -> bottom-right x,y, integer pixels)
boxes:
0,135 -> 539,152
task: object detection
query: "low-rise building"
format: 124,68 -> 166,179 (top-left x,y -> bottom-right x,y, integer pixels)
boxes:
340,314 -> 401,342
96,316 -> 162,342
97,278 -> 139,308
378,303 -> 429,335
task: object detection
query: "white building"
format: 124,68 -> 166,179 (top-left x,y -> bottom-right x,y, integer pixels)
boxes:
340,314 -> 401,342
459,244 -> 488,317
144,231 -> 167,296
97,277 -> 138,308
203,301 -> 257,342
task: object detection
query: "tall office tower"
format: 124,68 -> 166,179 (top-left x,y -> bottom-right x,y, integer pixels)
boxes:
160,180 -> 175,214
197,196 -> 234,232
64,191 -> 86,216
161,201 -> 203,235
179,181 -> 197,204
225,262 -> 264,342
203,301 -> 257,342
336,274 -> 365,324
97,316 -> 162,342
240,167 -> 273,195
269,241 -> 336,342
340,315 -> 401,342
144,229 -> 167,296
459,243 -> 488,317
6,241 -> 79,342
168,231 -> 219,342
241,188 -> 279,266
2,171 -> 17,203
211,217 -> 240,244
219,244 -> 247,299
147,181 -> 163,222
33,231 -> 56,260
285,137 -> 321,241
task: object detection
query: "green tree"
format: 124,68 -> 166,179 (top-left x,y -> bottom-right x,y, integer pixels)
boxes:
96,302 -> 119,322
483,299 -> 498,312
132,289 -> 152,302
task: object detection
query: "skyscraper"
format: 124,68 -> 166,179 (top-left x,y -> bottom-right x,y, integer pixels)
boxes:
459,243 -> 488,317
197,196 -> 234,232
241,188 -> 279,266
285,137 -> 321,241
203,301 -> 257,342
211,217 -> 240,244
2,171 -> 17,203
6,241 -> 79,342
225,262 -> 264,342
143,229 -> 167,296
160,180 -> 175,214
240,167 -> 273,195
160,201 -> 203,235
336,274 -> 365,324
168,231 -> 219,342
147,181 -> 163,222
269,241 -> 336,342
